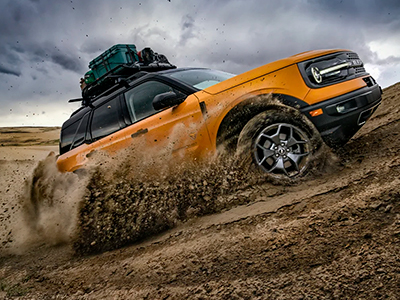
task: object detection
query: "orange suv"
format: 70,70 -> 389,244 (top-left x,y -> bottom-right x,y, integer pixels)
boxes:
57,49 -> 382,177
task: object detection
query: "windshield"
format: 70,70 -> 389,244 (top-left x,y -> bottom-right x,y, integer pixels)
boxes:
166,69 -> 235,90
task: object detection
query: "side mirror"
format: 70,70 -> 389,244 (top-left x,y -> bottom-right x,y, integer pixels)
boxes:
152,91 -> 185,110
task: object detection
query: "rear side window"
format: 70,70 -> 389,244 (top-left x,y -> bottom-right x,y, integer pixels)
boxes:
60,121 -> 79,155
71,112 -> 90,149
60,112 -> 89,154
91,97 -> 122,140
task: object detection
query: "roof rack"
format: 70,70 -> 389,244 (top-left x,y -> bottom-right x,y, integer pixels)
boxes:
68,62 -> 176,107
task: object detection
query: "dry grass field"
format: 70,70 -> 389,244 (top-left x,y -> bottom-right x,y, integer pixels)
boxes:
0,127 -> 60,147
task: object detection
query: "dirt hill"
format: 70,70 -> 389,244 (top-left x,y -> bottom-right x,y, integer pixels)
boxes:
0,83 -> 399,299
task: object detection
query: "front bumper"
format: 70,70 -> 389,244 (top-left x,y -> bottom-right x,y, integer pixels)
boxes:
300,81 -> 382,147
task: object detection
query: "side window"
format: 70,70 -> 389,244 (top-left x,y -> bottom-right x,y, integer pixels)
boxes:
60,120 -> 80,155
91,97 -> 122,140
71,112 -> 90,149
124,81 -> 175,122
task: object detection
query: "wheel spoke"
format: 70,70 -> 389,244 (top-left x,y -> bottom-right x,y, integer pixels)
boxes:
286,137 -> 306,148
288,125 -> 293,140
260,133 -> 272,140
256,143 -> 272,154
288,139 -> 308,148
287,152 -> 309,172
256,144 -> 274,165
269,124 -> 284,145
287,153 -> 300,172
269,157 -> 288,176
258,156 -> 267,166
286,125 -> 307,147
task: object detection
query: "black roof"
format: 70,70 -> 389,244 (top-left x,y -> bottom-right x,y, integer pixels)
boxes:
63,68 -> 206,129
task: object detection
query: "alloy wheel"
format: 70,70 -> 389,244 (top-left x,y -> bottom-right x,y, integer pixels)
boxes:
253,123 -> 311,177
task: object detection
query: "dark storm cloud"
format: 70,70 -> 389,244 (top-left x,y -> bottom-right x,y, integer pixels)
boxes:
176,0 -> 400,74
0,66 -> 20,77
50,53 -> 83,73
25,43 -> 83,72
0,0 -> 398,126
310,0 -> 400,24
303,0 -> 400,48
0,1 -> 36,36
80,38 -> 116,55
0,0 -> 99,75
179,15 -> 196,46
182,15 -> 195,30
1,0 -> 398,76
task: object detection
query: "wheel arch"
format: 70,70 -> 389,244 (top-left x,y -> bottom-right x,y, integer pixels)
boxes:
215,93 -> 308,153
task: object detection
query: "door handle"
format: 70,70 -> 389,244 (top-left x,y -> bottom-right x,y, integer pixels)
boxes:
131,128 -> 148,138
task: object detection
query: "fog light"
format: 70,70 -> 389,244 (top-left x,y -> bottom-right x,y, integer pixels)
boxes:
336,105 -> 346,113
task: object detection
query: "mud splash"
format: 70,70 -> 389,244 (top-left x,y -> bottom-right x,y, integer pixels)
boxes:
72,146 -> 250,254
0,153 -> 88,254
73,141 -> 338,254
1,144 -> 251,255
1,123 -> 338,256
21,152 -> 88,246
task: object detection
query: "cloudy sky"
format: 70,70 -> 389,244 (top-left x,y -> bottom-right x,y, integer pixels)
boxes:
0,0 -> 399,126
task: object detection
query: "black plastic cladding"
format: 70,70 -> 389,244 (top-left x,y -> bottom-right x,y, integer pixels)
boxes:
297,51 -> 368,89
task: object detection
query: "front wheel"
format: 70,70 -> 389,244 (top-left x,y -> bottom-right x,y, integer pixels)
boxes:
236,109 -> 322,179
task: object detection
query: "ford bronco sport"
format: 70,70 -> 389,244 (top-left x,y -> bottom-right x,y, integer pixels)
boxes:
57,49 -> 382,177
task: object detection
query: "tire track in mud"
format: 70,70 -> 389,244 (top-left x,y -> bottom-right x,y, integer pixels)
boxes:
14,165 -> 399,299
138,154 -> 400,250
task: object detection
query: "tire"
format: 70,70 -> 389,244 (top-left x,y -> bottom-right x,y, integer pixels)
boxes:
236,108 -> 322,179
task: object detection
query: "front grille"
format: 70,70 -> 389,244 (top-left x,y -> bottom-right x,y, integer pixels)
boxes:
346,52 -> 360,60
355,67 -> 366,74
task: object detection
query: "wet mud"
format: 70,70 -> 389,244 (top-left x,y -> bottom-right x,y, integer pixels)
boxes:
0,83 -> 399,299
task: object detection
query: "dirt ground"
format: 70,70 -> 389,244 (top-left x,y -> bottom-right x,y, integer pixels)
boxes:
1,83 -> 400,299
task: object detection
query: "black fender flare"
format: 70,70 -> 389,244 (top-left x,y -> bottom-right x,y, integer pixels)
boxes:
215,94 -> 308,152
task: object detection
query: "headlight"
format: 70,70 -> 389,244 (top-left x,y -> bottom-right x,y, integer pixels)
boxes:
311,67 -> 322,83
311,62 -> 353,84
298,52 -> 367,87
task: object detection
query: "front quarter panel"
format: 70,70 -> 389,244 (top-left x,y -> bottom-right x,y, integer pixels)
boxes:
199,64 -> 310,150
